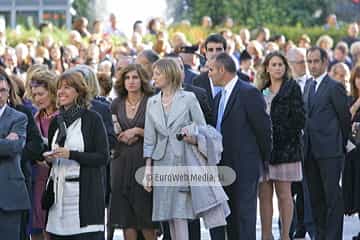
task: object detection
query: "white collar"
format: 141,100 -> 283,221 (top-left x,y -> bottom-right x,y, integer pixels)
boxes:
223,75 -> 238,94
222,75 -> 238,107
297,74 -> 310,82
0,104 -> 7,119
313,71 -> 327,87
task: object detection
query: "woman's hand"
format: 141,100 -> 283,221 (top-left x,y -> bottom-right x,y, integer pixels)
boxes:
143,158 -> 152,192
51,147 -> 70,159
181,127 -> 197,145
117,128 -> 140,145
143,165 -> 152,192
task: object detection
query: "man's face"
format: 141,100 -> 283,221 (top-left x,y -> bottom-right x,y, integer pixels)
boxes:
289,53 -> 307,77
208,60 -> 224,87
0,80 -> 9,108
205,42 -> 224,60
307,50 -> 327,78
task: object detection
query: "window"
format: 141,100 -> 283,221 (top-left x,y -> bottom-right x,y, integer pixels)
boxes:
43,10 -> 66,28
16,11 -> 39,29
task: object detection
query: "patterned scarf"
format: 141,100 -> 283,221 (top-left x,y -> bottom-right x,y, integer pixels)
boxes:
55,104 -> 85,147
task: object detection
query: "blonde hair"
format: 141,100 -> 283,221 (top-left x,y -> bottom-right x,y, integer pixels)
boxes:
316,35 -> 334,49
24,64 -> 49,98
153,58 -> 182,91
28,69 -> 58,108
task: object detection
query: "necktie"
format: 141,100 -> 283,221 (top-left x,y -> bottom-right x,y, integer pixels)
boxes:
213,86 -> 222,97
308,80 -> 317,107
216,89 -> 227,132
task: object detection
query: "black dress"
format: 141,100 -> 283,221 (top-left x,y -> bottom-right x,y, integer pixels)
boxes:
343,102 -> 360,215
109,96 -> 157,229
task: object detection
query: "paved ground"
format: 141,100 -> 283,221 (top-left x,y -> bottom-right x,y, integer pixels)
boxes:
111,197 -> 360,239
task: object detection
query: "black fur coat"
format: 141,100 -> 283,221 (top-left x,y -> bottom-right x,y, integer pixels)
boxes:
269,79 -> 306,165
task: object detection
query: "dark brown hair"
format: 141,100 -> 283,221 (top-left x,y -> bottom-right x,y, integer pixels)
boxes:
57,71 -> 91,108
350,64 -> 360,99
256,51 -> 292,90
0,67 -> 22,106
114,64 -> 153,97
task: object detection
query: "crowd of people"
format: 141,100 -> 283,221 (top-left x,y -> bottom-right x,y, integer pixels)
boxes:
1,13 -> 360,240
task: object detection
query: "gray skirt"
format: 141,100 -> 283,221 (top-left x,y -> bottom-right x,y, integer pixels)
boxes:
152,146 -> 196,221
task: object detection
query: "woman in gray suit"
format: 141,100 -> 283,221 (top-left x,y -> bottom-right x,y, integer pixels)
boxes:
143,58 -> 206,240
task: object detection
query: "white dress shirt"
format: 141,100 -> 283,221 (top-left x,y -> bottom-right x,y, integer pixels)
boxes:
313,71 -> 327,92
222,76 -> 238,109
0,104 -> 6,119
295,74 -> 310,94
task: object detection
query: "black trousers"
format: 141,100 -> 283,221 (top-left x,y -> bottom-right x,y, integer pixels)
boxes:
49,231 -> 104,240
304,151 -> 344,240
0,209 -> 22,240
161,219 -> 201,240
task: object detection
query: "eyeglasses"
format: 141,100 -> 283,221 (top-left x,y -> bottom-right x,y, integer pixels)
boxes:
0,88 -> 9,94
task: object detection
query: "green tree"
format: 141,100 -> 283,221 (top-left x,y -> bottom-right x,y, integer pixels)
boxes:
178,0 -> 336,27
72,0 -> 90,19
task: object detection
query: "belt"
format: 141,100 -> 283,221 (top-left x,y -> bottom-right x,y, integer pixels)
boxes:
65,177 -> 80,182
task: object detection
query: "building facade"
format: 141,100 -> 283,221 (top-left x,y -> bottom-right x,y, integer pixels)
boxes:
0,0 -> 72,29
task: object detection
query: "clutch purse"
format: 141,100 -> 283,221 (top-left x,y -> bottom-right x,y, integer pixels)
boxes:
41,178 -> 54,210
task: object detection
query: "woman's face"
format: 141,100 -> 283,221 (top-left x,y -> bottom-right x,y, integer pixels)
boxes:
57,81 -> 79,109
50,47 -> 60,61
32,86 -> 52,110
153,67 -> 170,89
124,70 -> 142,94
267,56 -> 286,81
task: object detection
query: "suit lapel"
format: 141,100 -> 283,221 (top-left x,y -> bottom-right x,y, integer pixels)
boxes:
152,93 -> 167,130
213,93 -> 221,126
0,106 -> 12,136
310,75 -> 329,114
221,80 -> 239,123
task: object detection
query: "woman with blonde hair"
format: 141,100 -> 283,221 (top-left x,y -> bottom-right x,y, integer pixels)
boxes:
143,58 -> 229,240
27,68 -> 58,240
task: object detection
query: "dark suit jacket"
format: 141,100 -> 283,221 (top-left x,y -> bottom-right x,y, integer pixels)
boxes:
237,70 -> 251,82
184,64 -> 199,85
13,105 -> 45,196
192,72 -> 213,103
0,106 -> 31,211
304,74 -> 351,159
91,98 -> 117,149
183,83 -> 213,124
213,79 -> 272,183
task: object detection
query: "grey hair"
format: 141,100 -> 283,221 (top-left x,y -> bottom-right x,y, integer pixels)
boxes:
67,65 -> 100,98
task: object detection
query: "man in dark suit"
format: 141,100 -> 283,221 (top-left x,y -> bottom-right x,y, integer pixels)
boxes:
209,53 -> 272,240
304,46 -> 351,240
0,77 -> 31,240
287,47 -> 315,239
192,34 -> 227,102
178,45 -> 200,85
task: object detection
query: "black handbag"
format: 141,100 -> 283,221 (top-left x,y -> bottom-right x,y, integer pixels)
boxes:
41,178 -> 55,210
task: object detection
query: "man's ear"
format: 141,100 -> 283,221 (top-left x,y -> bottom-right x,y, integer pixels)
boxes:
219,65 -> 226,73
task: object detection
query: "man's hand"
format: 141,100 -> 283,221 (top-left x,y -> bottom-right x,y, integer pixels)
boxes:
6,132 -> 19,141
